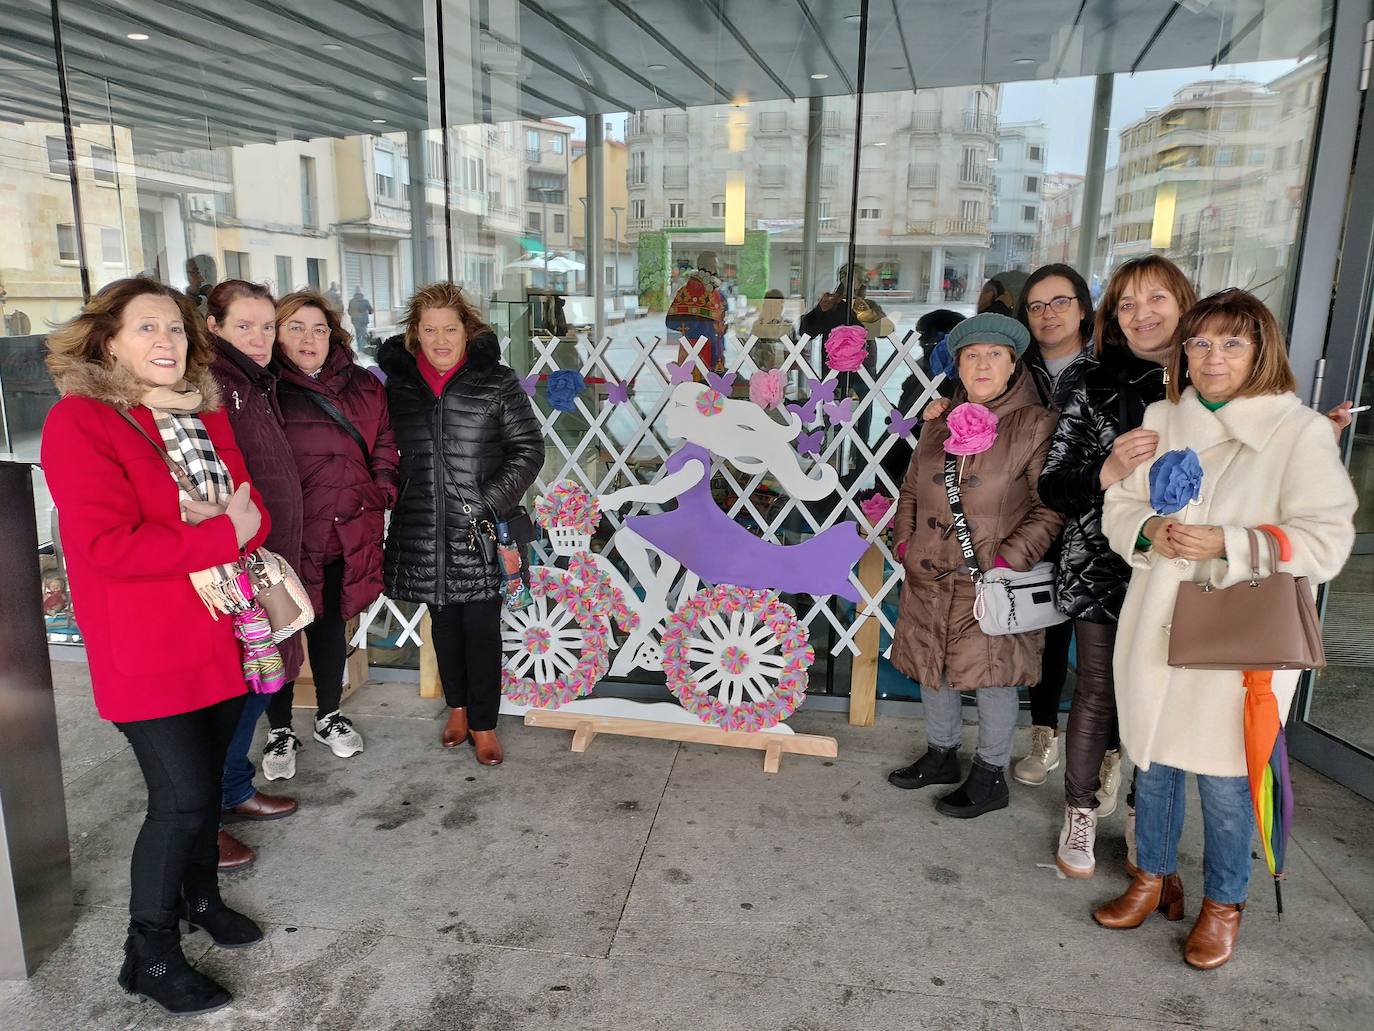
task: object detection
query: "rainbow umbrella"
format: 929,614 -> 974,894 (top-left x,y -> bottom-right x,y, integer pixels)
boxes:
1243,670 -> 1295,916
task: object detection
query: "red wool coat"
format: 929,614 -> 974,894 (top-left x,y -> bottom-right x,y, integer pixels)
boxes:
41,370 -> 271,723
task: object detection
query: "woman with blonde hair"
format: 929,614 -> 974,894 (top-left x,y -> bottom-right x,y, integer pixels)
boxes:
379,283 -> 542,765
42,277 -> 269,1012
1096,289 -> 1355,969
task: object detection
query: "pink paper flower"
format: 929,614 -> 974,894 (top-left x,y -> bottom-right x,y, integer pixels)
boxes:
749,368 -> 785,409
824,325 -> 869,372
859,492 -> 893,526
944,402 -> 999,456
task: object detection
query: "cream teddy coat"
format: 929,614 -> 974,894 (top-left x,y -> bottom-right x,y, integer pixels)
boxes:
1103,388 -> 1356,777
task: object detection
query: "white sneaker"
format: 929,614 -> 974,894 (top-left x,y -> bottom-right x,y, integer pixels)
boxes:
1056,804 -> 1098,879
313,711 -> 364,758
1096,748 -> 1122,817
1012,726 -> 1060,786
1125,804 -> 1138,873
261,728 -> 300,781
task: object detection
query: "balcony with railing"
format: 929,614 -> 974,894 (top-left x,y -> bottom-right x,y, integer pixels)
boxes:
758,111 -> 789,134
905,218 -> 990,238
136,147 -> 233,187
958,165 -> 990,186
663,217 -> 688,228
664,114 -> 688,138
907,164 -> 938,188
910,111 -> 942,134
627,113 -> 646,138
960,111 -> 997,135
822,110 -> 848,134
627,216 -> 654,234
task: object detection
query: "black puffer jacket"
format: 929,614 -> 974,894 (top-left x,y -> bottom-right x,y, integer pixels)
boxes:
378,331 -> 543,605
1025,341 -> 1097,413
1037,346 -> 1167,623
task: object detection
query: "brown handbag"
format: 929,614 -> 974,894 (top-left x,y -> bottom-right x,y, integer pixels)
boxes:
1167,527 -> 1326,671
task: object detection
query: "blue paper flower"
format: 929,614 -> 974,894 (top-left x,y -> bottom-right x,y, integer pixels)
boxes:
546,369 -> 586,413
1148,447 -> 1203,515
928,332 -> 956,380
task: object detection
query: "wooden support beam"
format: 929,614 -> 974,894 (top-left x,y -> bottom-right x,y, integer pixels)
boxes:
848,544 -> 884,727
419,610 -> 442,700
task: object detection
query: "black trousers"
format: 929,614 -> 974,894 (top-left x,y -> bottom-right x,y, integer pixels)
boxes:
1063,619 -> 1122,808
1028,618 -> 1074,728
115,694 -> 245,941
268,558 -> 346,727
432,598 -> 503,731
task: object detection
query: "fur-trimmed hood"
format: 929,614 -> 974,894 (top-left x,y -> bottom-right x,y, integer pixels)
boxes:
50,357 -> 222,412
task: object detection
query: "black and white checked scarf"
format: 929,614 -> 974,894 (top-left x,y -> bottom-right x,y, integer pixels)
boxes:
152,410 -> 248,613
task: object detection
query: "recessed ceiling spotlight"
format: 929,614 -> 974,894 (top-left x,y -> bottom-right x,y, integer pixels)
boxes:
647,64 -> 668,72
372,118 -> 388,124
873,140 -> 886,146
241,87 -> 257,93
844,14 -> 863,22
1013,57 -> 1036,65
411,75 -> 426,82
811,72 -> 829,80
127,32 -> 149,41
322,43 -> 343,51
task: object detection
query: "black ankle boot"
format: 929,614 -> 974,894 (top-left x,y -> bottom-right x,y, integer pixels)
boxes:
117,932 -> 232,1015
888,745 -> 961,790
936,756 -> 1010,818
180,896 -> 264,948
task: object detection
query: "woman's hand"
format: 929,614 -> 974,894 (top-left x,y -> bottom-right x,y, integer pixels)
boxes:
1143,516 -> 1181,558
1167,523 -> 1225,561
1327,400 -> 1355,440
1100,428 -> 1159,490
225,482 -> 262,547
181,498 -> 227,526
895,540 -> 908,563
923,397 -> 951,422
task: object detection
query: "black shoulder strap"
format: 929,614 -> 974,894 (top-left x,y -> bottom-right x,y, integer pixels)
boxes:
303,390 -> 370,460
943,452 -> 982,582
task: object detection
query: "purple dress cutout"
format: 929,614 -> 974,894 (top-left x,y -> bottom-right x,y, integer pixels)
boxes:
625,443 -> 869,603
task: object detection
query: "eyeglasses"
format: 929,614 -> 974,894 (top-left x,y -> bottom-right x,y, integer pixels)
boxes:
1026,295 -> 1075,317
285,322 -> 331,339
1182,336 -> 1254,359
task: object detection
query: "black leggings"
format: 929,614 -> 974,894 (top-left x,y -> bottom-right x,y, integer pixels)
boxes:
432,598 -> 503,731
267,559 -> 346,727
115,695 -> 245,941
1028,618 -> 1074,728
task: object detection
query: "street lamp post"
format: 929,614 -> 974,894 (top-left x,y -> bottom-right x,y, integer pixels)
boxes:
610,205 -> 623,301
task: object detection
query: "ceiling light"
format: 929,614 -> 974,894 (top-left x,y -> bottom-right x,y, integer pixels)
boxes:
811,73 -> 829,80
844,14 -> 863,22
241,87 -> 256,93
372,118 -> 388,124
322,43 -> 343,51
647,63 -> 668,71
1013,57 -> 1036,66
127,32 -> 149,41
411,75 -> 426,82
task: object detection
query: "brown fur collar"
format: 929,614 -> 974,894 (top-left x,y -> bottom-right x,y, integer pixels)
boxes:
51,359 -> 222,412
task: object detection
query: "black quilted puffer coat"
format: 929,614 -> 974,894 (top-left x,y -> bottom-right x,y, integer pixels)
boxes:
1037,345 -> 1167,623
378,330 -> 543,605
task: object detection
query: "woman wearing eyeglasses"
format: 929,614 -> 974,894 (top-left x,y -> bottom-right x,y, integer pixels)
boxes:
1097,289 -> 1355,969
268,290 -> 400,768
1009,264 -> 1099,788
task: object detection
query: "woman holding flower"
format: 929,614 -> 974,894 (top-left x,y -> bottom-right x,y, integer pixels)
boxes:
1096,289 -> 1355,969
378,283 -> 543,765
888,313 -> 1064,818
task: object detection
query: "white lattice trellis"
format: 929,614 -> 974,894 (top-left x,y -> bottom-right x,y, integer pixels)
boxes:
354,330 -> 944,662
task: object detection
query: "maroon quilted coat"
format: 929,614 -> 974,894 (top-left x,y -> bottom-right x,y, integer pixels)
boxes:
209,335 -> 305,681
276,339 -> 401,620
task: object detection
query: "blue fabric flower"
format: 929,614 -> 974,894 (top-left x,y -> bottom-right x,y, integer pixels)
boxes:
546,369 -> 586,413
928,333 -> 956,380
1148,447 -> 1204,515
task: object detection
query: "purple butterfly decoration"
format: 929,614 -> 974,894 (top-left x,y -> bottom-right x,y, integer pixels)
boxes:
786,397 -> 821,425
823,398 -> 854,425
518,374 -> 538,397
795,430 -> 824,456
808,376 -> 838,404
666,361 -> 695,385
606,381 -> 630,405
705,370 -> 737,394
887,409 -> 918,437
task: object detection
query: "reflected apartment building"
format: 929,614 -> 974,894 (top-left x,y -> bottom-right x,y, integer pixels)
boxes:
624,86 -> 1001,306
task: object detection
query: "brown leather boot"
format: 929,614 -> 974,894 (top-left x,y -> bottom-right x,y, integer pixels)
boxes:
1184,898 -> 1244,970
1093,870 -> 1184,928
217,830 -> 256,871
442,707 -> 469,748
223,790 -> 297,821
470,729 -> 503,766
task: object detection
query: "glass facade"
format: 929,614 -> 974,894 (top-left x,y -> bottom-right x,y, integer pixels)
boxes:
2,0 -> 1351,708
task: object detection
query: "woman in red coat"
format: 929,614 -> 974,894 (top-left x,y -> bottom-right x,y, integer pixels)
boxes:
41,278 -> 270,1014
267,290 -> 399,762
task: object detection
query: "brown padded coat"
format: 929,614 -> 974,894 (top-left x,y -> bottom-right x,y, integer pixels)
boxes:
891,368 -> 1063,692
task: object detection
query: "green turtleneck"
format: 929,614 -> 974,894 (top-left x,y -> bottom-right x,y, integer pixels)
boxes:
1198,395 -> 1229,412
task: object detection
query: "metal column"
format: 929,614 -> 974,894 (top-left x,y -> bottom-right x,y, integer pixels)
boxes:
588,116 -> 606,344
0,460 -> 73,979
801,97 -> 824,303
1076,73 -> 1114,280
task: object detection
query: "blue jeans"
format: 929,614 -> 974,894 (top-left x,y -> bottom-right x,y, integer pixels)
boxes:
220,691 -> 272,810
1134,761 -> 1254,905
